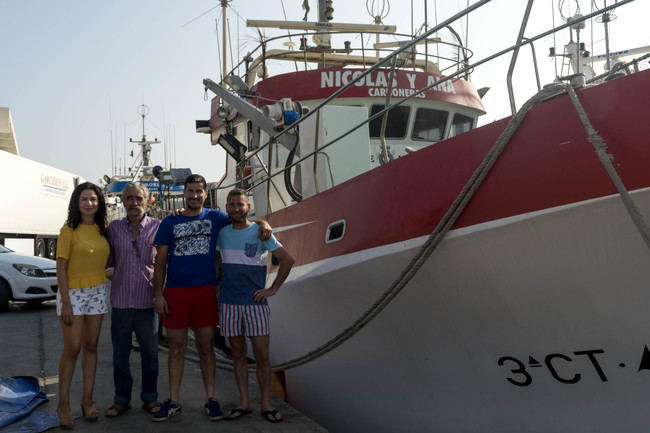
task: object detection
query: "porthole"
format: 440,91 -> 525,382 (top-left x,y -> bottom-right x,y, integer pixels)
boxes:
325,220 -> 346,244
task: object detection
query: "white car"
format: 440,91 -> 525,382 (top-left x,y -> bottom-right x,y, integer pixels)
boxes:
0,244 -> 57,311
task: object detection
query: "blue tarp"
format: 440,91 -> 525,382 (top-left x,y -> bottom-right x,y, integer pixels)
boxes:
1,412 -> 60,433
0,376 -> 58,432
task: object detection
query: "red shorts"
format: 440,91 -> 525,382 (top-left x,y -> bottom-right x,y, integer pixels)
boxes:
161,285 -> 218,329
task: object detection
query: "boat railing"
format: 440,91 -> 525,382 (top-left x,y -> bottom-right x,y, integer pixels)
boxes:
220,29 -> 473,91
507,1 -> 538,115
505,0 -> 643,114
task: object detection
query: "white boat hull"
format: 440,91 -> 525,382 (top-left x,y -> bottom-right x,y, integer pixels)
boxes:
269,188 -> 650,433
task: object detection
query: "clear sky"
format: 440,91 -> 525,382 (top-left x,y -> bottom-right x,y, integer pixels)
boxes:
1,0 -> 647,184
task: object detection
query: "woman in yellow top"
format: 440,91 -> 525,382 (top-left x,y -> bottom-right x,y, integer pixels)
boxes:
55,182 -> 110,429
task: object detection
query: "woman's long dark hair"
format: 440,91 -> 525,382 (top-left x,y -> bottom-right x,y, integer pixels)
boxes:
65,182 -> 107,236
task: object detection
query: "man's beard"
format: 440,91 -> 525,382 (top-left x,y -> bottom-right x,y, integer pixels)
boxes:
228,211 -> 248,223
186,199 -> 203,210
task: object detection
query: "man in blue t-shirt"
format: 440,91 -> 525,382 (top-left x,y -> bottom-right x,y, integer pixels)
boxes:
217,188 -> 294,423
152,175 -> 270,423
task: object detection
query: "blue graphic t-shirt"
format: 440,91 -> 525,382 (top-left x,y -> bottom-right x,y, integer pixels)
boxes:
154,208 -> 230,288
217,222 -> 282,305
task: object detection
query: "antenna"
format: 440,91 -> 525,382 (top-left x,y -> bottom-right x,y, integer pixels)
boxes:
366,0 -> 391,57
595,1 -> 617,71
221,0 -> 228,83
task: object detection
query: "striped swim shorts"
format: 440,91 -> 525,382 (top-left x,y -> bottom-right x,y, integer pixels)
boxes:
219,303 -> 270,337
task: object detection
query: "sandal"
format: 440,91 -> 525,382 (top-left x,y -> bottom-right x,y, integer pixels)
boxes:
225,407 -> 252,420
105,402 -> 131,418
141,400 -> 160,414
57,406 -> 74,429
261,409 -> 283,423
81,402 -> 99,422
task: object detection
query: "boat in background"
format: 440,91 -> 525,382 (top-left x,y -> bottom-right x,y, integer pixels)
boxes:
103,105 -> 188,220
199,1 -> 650,432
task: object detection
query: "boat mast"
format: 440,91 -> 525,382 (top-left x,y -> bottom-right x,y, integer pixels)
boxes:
129,104 -> 159,174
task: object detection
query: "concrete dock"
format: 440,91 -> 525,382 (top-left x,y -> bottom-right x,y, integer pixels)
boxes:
0,300 -> 328,432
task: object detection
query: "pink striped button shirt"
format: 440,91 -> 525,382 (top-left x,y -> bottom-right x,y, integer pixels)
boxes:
107,216 -> 161,309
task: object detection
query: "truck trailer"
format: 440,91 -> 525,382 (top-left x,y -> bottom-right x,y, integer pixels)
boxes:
0,108 -> 82,258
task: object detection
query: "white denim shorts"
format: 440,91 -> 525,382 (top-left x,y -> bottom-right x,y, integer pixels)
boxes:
56,282 -> 109,316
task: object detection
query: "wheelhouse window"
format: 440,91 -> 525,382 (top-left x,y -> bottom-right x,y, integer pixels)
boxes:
451,113 -> 474,137
369,105 -> 410,138
412,108 -> 448,141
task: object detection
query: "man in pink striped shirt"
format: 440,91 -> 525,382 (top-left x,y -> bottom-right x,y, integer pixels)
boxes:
105,182 -> 161,418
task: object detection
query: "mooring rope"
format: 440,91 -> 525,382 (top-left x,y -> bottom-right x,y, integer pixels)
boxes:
565,83 -> 650,249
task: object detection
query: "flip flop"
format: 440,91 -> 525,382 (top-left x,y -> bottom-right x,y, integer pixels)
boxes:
105,402 -> 131,417
225,407 -> 252,420
261,409 -> 283,423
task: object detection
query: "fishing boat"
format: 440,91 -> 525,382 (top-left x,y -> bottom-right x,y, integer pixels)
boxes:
198,1 -> 650,431
103,105 -> 188,220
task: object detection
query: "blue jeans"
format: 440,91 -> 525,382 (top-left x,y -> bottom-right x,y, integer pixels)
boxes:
111,308 -> 159,404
